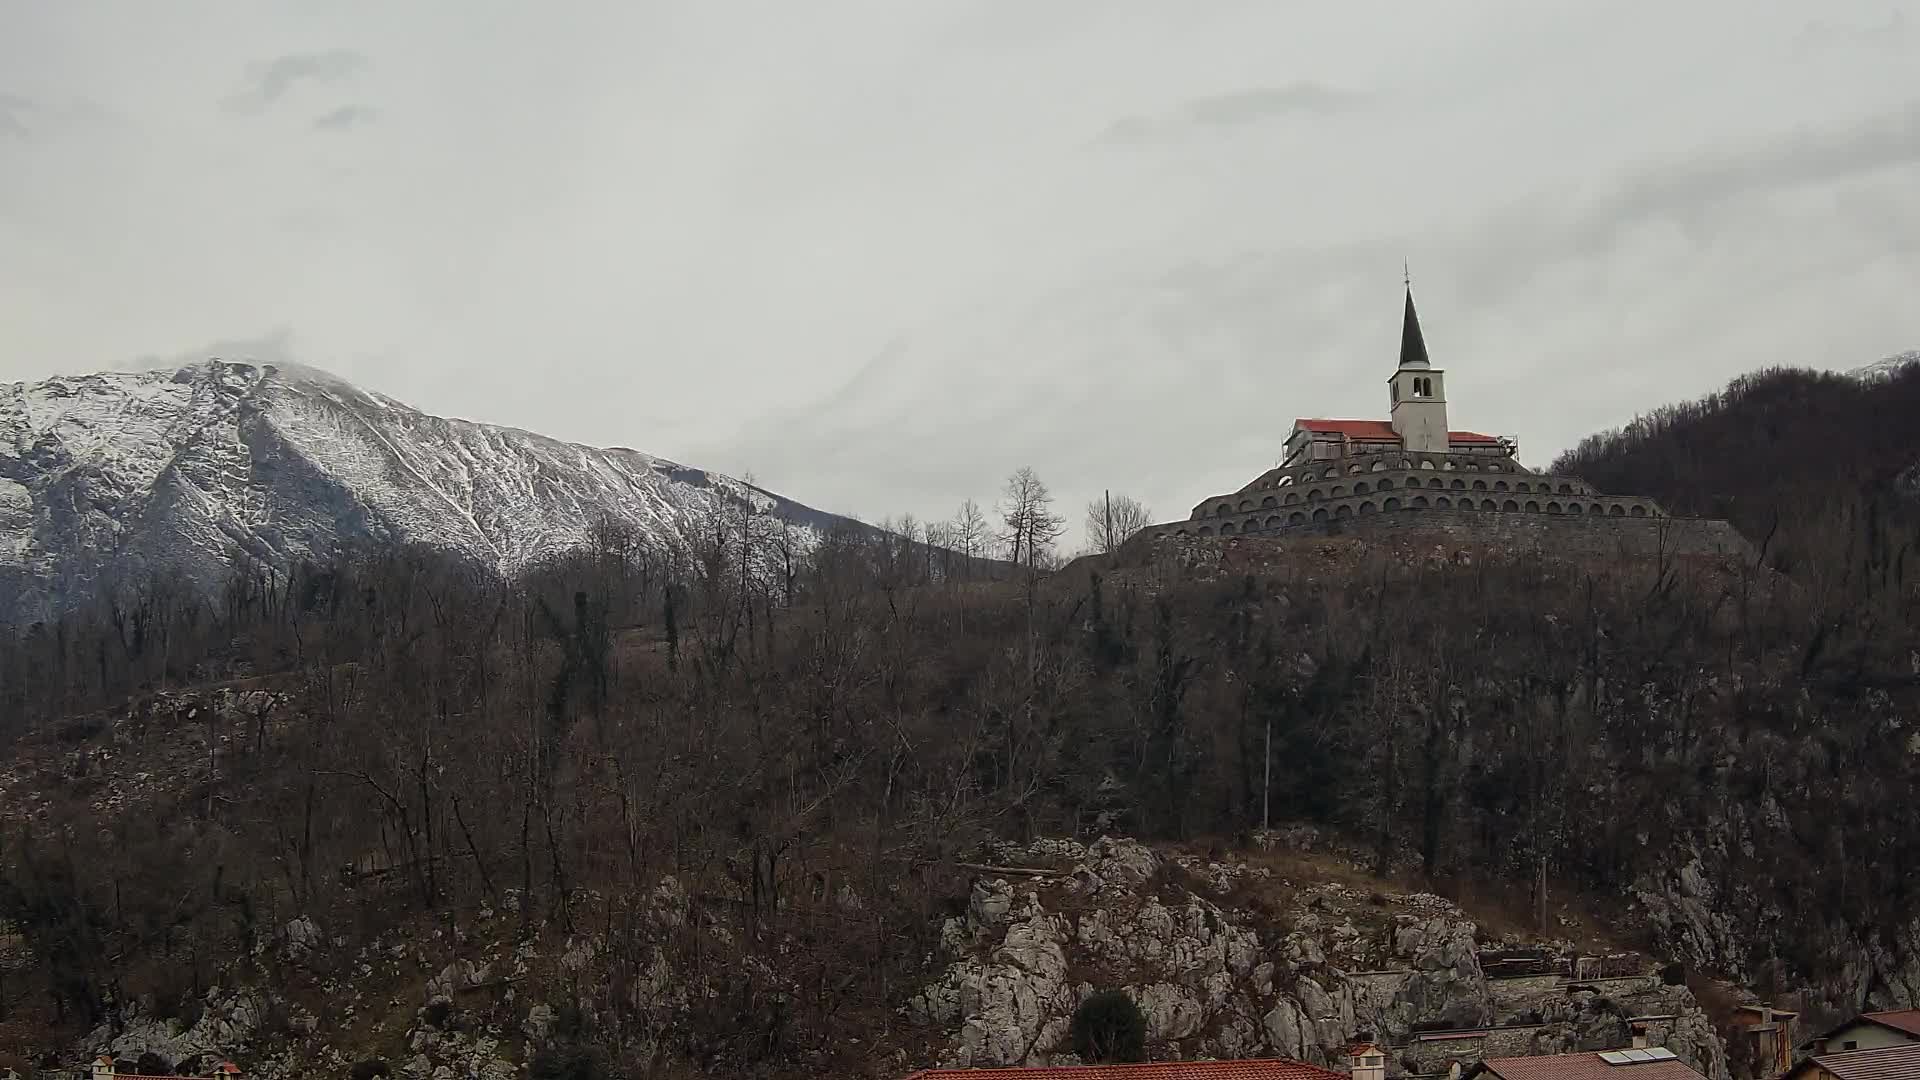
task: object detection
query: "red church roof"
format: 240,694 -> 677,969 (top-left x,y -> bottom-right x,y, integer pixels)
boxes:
1295,419 -> 1400,440
902,1060 -> 1349,1080
1292,419 -> 1502,445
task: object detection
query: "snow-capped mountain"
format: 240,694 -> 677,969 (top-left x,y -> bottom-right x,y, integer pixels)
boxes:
1852,350 -> 1920,380
0,361 -> 863,624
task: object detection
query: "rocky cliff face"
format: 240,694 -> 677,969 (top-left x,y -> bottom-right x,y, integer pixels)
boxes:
48,835 -> 1730,1080
910,838 -> 1727,1078
0,361 -> 859,624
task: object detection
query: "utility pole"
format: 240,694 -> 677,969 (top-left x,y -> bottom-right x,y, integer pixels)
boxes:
1262,708 -> 1272,832
1104,490 -> 1112,553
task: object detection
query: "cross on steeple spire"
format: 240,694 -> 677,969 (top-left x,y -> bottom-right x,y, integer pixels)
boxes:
1399,281 -> 1430,370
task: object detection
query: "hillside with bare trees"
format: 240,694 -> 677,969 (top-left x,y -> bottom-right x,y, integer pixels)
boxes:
0,367 -> 1917,1079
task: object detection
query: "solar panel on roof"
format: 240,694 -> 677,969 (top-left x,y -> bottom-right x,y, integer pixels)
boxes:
1599,1052 -> 1633,1065
1645,1049 -> 1676,1061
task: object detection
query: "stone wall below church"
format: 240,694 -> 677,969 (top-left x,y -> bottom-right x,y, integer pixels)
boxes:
1220,508 -> 1755,562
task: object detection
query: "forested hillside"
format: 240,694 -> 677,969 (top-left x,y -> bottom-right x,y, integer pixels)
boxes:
1554,361 -> 1920,574
0,366 -> 1917,1079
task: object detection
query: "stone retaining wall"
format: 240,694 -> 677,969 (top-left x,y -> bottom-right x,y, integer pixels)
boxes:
1280,509 -> 1754,562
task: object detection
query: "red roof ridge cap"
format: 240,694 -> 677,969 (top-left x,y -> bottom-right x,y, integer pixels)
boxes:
902,1060 -> 1349,1080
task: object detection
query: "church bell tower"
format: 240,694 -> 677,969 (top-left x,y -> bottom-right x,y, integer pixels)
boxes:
1388,285 -> 1449,453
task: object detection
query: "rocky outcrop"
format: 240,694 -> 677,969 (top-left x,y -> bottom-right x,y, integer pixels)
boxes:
914,838 -> 1728,1079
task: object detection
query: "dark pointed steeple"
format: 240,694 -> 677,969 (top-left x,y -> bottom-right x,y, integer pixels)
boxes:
1399,286 -> 1431,370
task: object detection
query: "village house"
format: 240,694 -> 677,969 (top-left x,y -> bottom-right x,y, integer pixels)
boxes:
899,1058 -> 1352,1080
1461,1047 -> 1707,1080
86,1058 -> 242,1080
1809,1010 -> 1920,1055
1727,1003 -> 1799,1078
1781,1042 -> 1920,1080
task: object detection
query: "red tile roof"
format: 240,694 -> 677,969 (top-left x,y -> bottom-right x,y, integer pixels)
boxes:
1861,1009 -> 1920,1038
1476,1053 -> 1705,1080
1291,419 -> 1502,445
1802,1043 -> 1920,1080
1295,419 -> 1401,440
902,1059 -> 1349,1080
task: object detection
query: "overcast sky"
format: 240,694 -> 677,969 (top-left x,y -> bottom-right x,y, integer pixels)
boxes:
3,2 -> 1917,540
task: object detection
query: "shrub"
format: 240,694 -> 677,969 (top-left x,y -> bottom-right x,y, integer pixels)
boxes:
529,1045 -> 606,1080
1070,990 -> 1147,1064
133,1053 -> 172,1077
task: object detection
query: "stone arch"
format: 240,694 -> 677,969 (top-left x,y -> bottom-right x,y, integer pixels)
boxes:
1216,502 -> 1233,516
1349,464 -> 1365,475
1473,479 -> 1488,491
1502,499 -> 1519,512
1558,483 -> 1574,494
1289,511 -> 1307,525
1283,492 -> 1299,505
1335,504 -> 1354,518
1400,458 -> 1414,469
1239,499 -> 1255,512
1311,508 -> 1329,522
1465,463 -> 1481,472
1525,500 -> 1540,512
1277,475 -> 1293,486
1515,481 -> 1531,492
1355,481 -> 1371,495
1419,459 -> 1437,470
1308,488 -> 1324,501
1198,526 -> 1214,536
1458,499 -> 1474,511
1590,503 -> 1605,515
1321,468 -> 1338,480
1412,495 -> 1430,508
1384,497 -> 1402,511
1428,477 -> 1445,489
1378,477 -> 1395,489
1220,521 -> 1236,534
1261,495 -> 1278,508
1436,496 -> 1452,508
1494,480 -> 1510,492
1451,478 -> 1466,489
1546,501 -> 1563,514
1443,459 -> 1457,470
1568,503 -> 1583,514
1266,515 -> 1283,528
1332,485 -> 1347,497
1609,504 -> 1626,516
1359,501 -> 1377,515
1370,459 -> 1387,471
1630,504 -> 1647,517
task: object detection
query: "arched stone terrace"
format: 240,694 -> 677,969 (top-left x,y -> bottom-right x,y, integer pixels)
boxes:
1201,449 -> 1597,520
1154,490 -> 1670,542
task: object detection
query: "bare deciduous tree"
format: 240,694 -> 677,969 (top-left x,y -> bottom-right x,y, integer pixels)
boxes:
998,467 -> 1065,574
1084,492 -> 1153,554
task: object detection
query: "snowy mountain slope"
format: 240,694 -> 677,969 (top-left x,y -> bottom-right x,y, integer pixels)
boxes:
1851,349 -> 1920,380
0,361 -> 863,624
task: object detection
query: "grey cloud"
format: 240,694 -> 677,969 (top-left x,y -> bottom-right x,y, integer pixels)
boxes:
1099,82 -> 1365,144
124,328 -> 298,373
0,94 -> 35,139
229,50 -> 368,111
313,104 -> 377,131
1796,11 -> 1910,51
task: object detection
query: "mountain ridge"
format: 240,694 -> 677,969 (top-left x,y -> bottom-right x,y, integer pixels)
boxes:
0,360 -> 863,624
